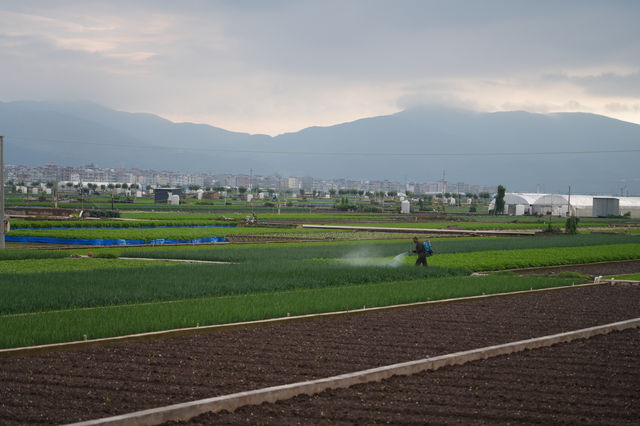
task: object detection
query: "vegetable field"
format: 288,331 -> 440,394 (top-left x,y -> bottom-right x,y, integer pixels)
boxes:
2,209 -> 639,349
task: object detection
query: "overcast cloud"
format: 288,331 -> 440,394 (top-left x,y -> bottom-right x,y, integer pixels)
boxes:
1,0 -> 639,134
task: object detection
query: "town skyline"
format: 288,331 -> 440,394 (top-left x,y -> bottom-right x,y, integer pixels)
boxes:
5,161 -> 498,197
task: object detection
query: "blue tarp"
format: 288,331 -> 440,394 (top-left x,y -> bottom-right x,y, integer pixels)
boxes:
12,225 -> 237,231
6,236 -> 227,246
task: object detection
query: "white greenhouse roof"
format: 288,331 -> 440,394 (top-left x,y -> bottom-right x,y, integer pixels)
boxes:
619,197 -> 640,208
504,193 -> 547,205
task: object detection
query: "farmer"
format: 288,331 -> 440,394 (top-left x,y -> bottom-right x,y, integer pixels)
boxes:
412,236 -> 428,267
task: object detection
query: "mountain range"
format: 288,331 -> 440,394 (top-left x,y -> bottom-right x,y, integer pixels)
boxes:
1,100 -> 639,194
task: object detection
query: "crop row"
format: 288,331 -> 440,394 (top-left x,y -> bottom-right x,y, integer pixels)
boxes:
119,212 -> 383,221
423,243 -> 640,271
0,258 -> 468,315
101,233 -> 639,263
2,241 -> 637,315
335,220 -> 636,231
9,219 -> 235,229
0,274 -> 584,349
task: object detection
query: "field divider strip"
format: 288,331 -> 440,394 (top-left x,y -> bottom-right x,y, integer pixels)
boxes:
0,281 -> 611,357
67,317 -> 640,426
117,257 -> 234,264
302,224 -> 536,236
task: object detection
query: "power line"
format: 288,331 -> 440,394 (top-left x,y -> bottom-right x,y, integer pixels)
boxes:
4,135 -> 640,158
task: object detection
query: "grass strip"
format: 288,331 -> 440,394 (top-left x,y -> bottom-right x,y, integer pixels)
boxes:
0,274 -> 586,349
603,273 -> 640,280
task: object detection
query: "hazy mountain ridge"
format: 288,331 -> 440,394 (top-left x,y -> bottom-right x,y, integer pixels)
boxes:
1,100 -> 639,194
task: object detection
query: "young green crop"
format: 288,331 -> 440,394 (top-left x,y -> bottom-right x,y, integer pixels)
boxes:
106,233 -> 639,262
0,274 -> 586,348
422,243 -> 640,271
10,219 -> 234,229
0,257 -> 469,315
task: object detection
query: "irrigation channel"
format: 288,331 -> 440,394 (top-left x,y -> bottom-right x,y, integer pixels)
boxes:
1,283 -> 638,425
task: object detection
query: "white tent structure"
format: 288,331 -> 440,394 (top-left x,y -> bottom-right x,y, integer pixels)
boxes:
532,194 -> 595,217
491,193 -> 640,218
619,197 -> 640,218
488,192 -> 545,215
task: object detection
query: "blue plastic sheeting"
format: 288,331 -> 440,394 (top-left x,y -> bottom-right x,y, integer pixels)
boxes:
12,225 -> 237,231
6,236 -> 227,246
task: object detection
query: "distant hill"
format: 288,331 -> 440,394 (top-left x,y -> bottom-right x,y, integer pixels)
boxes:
1,100 -> 639,194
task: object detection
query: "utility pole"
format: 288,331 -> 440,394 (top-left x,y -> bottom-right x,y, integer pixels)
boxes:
54,168 -> 59,209
277,174 -> 281,215
567,185 -> 571,217
1,135 -> 5,249
441,170 -> 446,213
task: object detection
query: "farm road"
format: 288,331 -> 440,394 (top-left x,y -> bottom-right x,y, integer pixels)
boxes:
0,284 -> 639,424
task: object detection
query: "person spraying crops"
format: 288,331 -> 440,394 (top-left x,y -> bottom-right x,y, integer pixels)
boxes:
412,236 -> 433,267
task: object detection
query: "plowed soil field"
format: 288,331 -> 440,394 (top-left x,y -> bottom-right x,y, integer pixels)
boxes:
1,284 -> 639,425
181,328 -> 640,425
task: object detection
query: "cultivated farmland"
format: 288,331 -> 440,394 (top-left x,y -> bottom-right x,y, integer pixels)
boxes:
1,208 -> 639,424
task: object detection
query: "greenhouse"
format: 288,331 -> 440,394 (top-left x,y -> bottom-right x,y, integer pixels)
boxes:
488,193 -> 545,215
531,194 -> 594,217
619,197 -> 640,218
491,193 -> 640,218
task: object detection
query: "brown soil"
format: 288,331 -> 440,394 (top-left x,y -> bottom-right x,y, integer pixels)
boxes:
512,259 -> 640,278
183,328 -> 640,425
1,284 -> 639,425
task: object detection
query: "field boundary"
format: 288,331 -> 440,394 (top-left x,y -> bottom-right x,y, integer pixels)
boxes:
302,224 -> 536,236
0,281 -> 611,357
68,317 -> 640,426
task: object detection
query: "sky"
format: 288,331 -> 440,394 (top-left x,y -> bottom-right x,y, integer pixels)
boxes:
1,0 -> 639,136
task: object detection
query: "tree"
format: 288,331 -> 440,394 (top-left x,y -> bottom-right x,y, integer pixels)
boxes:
565,216 -> 579,234
238,186 -> 247,194
329,189 -> 336,197
494,185 -> 506,215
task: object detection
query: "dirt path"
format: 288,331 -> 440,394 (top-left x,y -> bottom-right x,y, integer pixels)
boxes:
1,284 -> 639,425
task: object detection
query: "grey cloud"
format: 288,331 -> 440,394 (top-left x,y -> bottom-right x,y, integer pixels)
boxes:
1,0 -> 640,133
605,103 -> 640,113
543,71 -> 640,98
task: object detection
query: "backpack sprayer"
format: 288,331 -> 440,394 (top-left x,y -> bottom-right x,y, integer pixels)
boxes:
424,240 -> 434,256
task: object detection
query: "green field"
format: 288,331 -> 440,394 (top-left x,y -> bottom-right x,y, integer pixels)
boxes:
2,208 -> 639,349
0,274 -> 583,349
